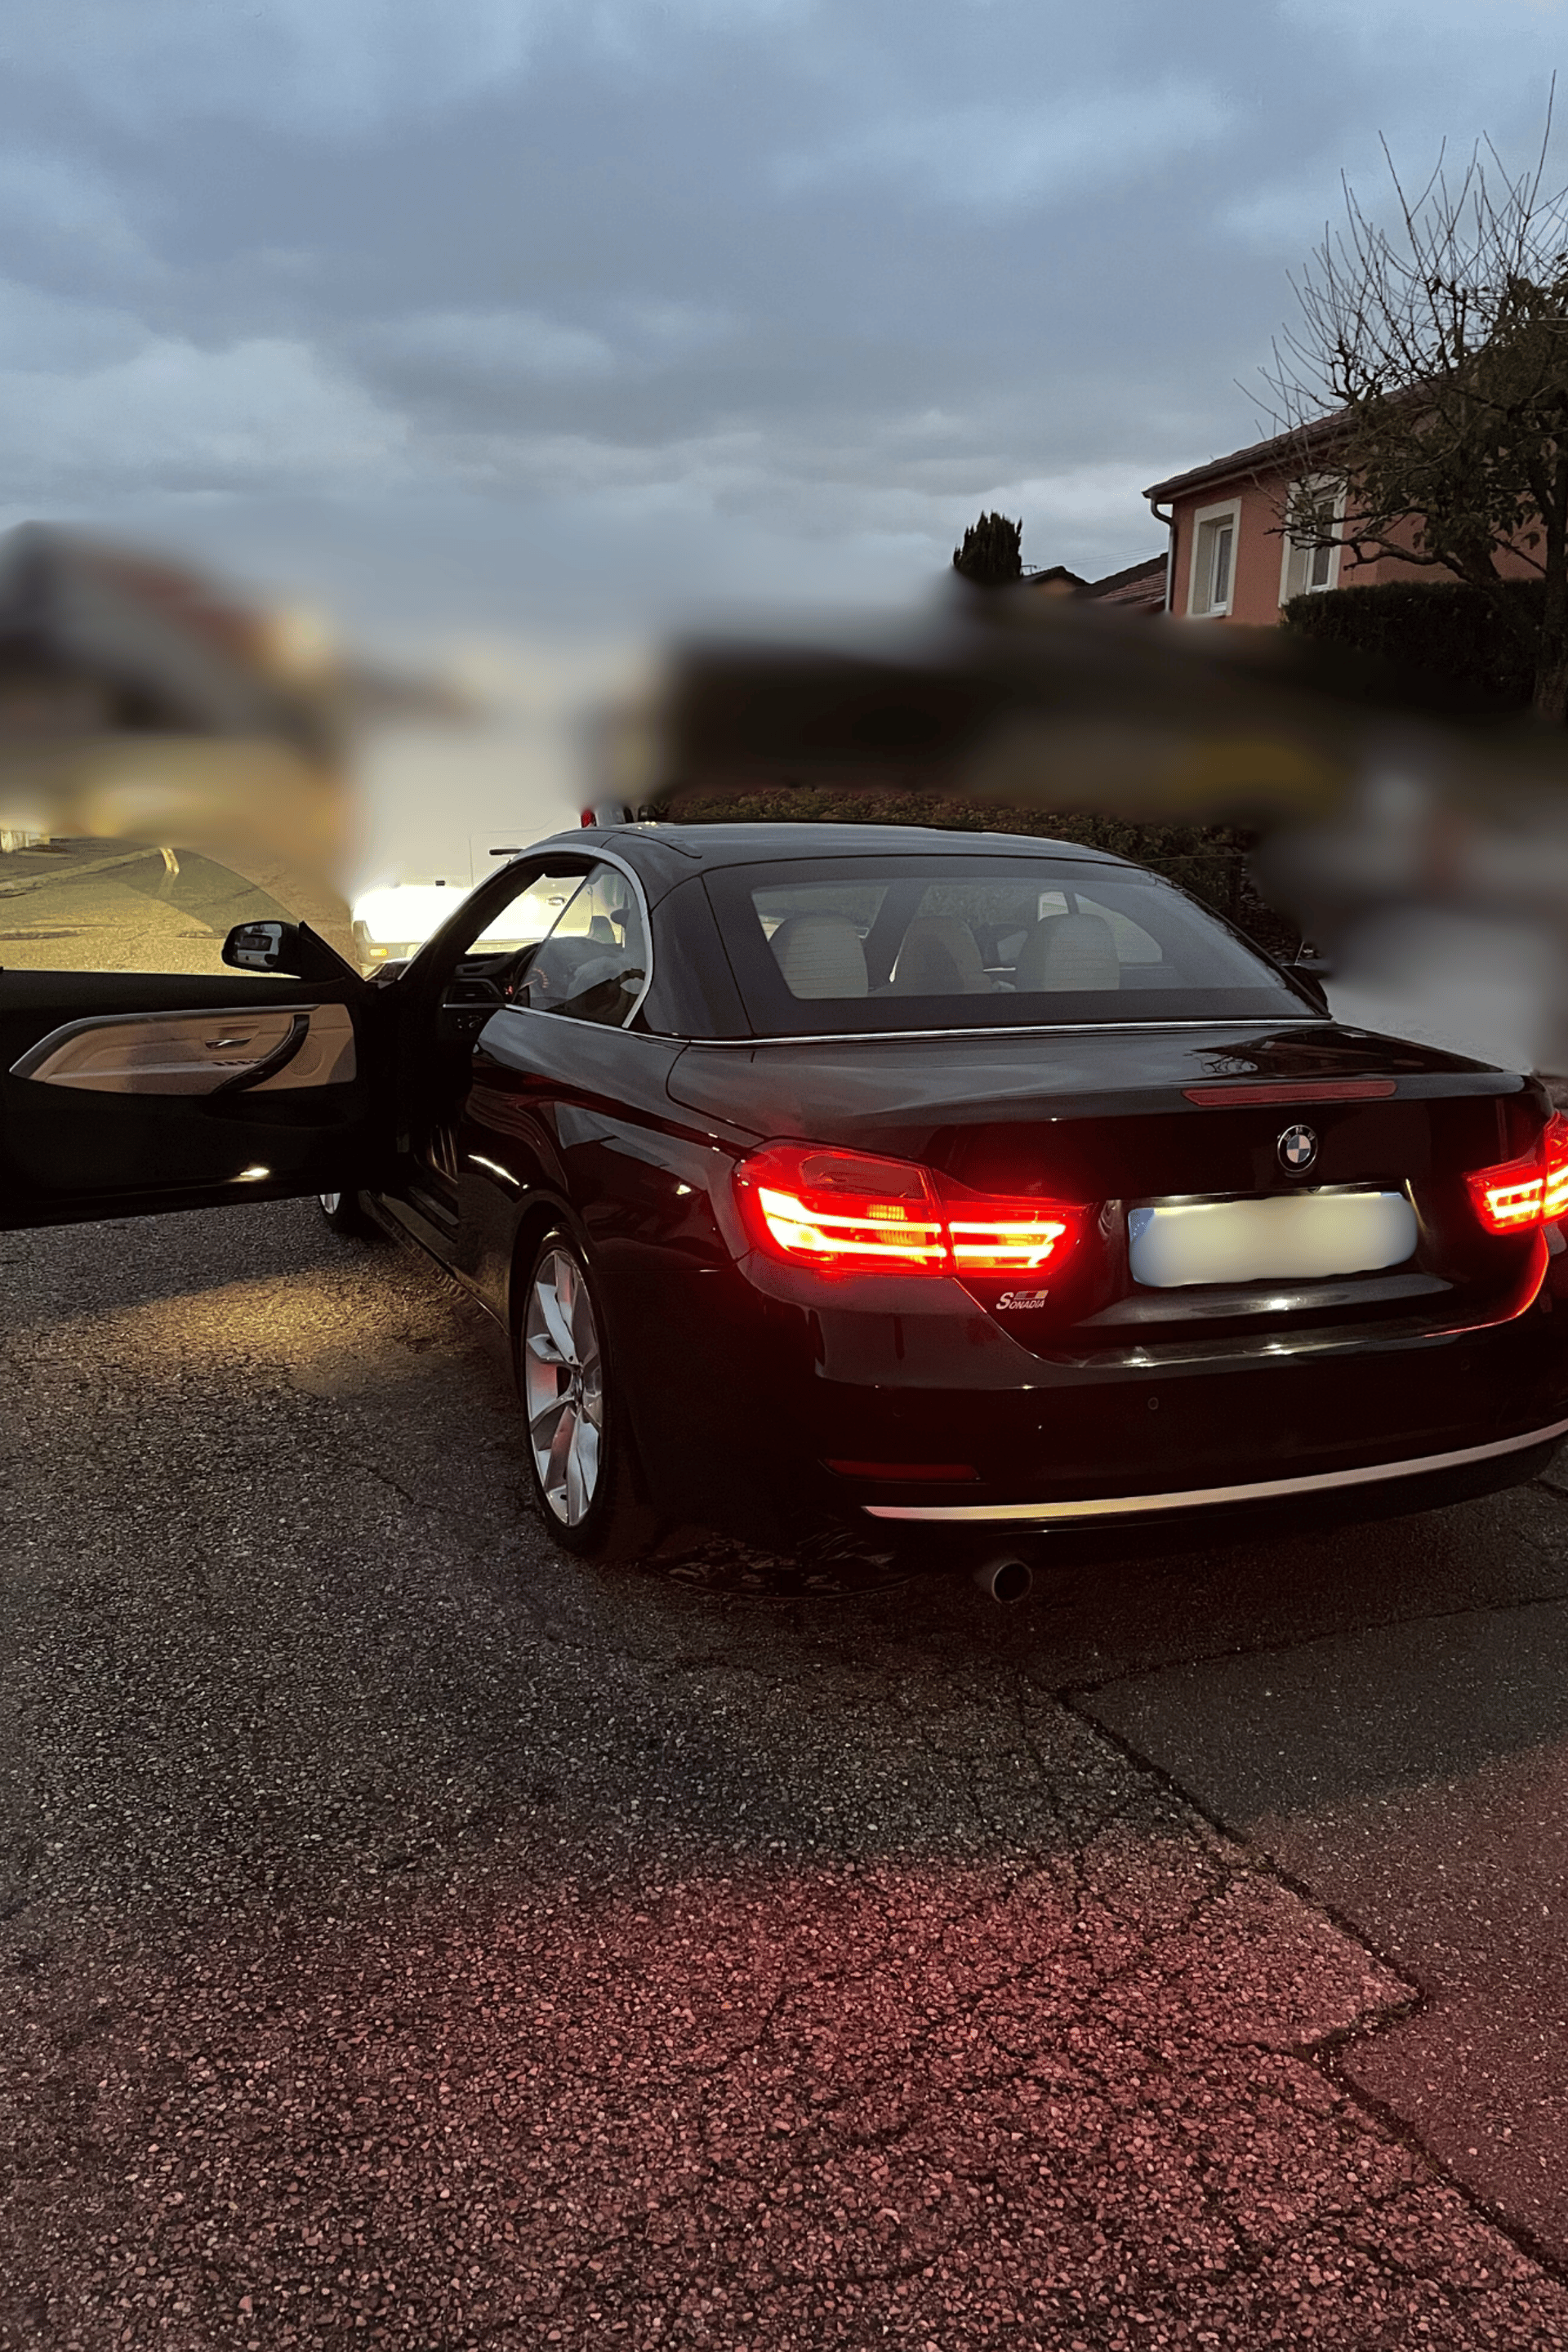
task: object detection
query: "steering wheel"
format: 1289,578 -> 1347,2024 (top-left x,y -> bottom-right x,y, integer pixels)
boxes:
499,943 -> 546,1002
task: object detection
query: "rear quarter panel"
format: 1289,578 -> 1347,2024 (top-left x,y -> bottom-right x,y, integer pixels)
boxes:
459,1008 -> 773,1526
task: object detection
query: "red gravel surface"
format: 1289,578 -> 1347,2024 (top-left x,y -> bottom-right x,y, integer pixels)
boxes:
7,1203 -> 1568,2349
8,1853 -> 1566,2349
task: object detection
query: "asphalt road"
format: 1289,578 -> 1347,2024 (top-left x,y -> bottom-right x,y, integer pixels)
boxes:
5,1199 -> 1568,2349
0,842 -> 350,974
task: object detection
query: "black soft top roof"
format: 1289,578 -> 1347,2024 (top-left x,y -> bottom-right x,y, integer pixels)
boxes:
553,820 -> 1135,879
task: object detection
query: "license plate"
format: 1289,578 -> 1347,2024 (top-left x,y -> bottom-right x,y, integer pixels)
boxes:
1128,1192 -> 1417,1290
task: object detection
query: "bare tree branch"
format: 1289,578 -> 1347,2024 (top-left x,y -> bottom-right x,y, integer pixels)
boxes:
1261,94 -> 1568,714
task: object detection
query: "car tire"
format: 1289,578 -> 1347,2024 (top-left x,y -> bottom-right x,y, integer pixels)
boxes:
517,1229 -> 662,1564
318,1189 -> 372,1237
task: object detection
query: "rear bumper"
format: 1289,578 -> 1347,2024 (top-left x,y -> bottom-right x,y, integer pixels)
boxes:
863,1412 -> 1568,1526
621,1245 -> 1568,1552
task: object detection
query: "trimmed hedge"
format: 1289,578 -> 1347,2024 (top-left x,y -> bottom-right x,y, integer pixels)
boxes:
1281,578 -> 1543,710
659,786 -> 1298,958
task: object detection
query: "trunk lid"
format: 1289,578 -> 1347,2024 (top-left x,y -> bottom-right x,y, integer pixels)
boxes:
666,1021 -> 1547,1353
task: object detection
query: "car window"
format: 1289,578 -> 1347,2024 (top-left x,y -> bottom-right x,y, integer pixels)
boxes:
0,838 -> 322,974
704,854 -> 1304,1035
1073,893 -> 1164,966
464,868 -> 593,952
750,880 -> 888,941
509,862 -> 649,1027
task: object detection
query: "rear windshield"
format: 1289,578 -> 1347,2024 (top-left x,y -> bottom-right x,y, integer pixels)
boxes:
703,854 -> 1306,1036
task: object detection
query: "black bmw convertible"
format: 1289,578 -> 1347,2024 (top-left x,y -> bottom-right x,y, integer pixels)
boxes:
5,821 -> 1567,1582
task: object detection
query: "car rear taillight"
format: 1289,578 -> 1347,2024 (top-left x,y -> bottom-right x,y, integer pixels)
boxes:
1548,1121 -> 1568,1221
737,1144 -> 944,1272
733,1142 -> 1080,1277
1466,1111 -> 1568,1234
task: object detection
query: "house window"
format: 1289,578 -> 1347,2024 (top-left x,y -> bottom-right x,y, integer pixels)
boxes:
1187,500 -> 1241,617
1281,477 -> 1343,602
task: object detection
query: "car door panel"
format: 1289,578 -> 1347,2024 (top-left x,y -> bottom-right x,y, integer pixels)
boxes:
461,1010 -> 686,1274
0,969 -> 387,1228
374,848 -> 670,1312
14,1001 -> 355,1094
375,861 -> 597,1239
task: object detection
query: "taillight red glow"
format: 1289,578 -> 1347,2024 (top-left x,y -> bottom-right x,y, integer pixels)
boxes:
946,1202 -> 1069,1272
1548,1117 -> 1568,1223
734,1142 -> 1080,1277
745,1146 -> 945,1271
1466,1111 -> 1568,1234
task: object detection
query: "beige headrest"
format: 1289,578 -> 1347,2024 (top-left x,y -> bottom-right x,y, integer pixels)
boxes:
1014,911 -> 1120,991
889,915 -> 989,995
769,914 -> 868,999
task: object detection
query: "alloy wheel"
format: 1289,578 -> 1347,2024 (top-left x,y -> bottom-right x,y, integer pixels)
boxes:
523,1247 -> 604,1526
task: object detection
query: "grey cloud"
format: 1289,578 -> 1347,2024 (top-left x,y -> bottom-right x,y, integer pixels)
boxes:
0,0 -> 550,134
0,283 -> 405,501
0,278 -> 151,374
777,80 -> 1232,211
361,309 -> 621,392
354,301 -> 739,403
0,0 -> 817,136
0,150 -> 163,287
612,301 -> 737,360
341,303 -> 753,447
0,0 -> 1561,639
1218,173 -> 1347,254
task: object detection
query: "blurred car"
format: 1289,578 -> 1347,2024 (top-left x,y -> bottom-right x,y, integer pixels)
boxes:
350,877 -> 573,973
5,822 -> 1568,1584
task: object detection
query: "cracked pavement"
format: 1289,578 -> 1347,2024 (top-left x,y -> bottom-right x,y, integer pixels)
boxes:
4,1202 -> 1568,2347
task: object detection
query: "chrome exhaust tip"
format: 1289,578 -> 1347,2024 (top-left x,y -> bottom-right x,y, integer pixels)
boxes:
972,1552 -> 1033,1604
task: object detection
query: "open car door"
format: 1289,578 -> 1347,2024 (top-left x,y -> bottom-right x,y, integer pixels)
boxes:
0,919 -> 391,1232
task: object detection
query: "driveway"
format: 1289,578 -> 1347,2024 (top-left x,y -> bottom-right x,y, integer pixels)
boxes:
3,1202 -> 1568,2348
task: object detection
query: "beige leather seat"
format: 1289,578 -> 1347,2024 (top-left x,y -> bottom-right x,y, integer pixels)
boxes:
768,914 -> 868,999
889,915 -> 991,995
1014,911 -> 1120,991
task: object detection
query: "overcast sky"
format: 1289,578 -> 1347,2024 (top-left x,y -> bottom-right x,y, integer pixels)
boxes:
0,0 -> 1560,649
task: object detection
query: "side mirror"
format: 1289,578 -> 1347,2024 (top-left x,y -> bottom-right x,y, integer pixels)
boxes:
223,920 -> 356,982
225,920 -> 291,971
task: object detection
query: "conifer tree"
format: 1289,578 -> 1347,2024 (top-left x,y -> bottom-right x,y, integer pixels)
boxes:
952,511 -> 1023,586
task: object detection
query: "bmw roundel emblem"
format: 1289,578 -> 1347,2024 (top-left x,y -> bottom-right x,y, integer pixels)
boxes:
1278,1123 -> 1318,1174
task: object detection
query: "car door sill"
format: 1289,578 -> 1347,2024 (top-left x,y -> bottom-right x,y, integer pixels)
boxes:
407,1179 -> 458,1231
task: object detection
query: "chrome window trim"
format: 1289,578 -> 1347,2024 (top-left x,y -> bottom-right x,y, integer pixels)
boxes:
863,1414 -> 1568,1523
487,844 -> 655,1033
681,1016 -> 1326,1050
495,1003 -> 679,1045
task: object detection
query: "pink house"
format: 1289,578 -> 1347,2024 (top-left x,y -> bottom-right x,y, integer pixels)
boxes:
1143,421 -> 1538,624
